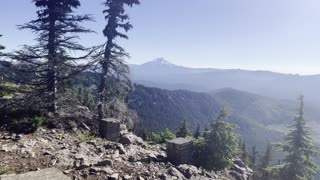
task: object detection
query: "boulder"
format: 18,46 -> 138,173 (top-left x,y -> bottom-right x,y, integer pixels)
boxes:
119,133 -> 144,145
233,159 -> 246,168
176,164 -> 201,179
167,167 -> 186,179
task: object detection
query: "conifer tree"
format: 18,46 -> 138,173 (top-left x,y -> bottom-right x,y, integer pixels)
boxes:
239,141 -> 250,164
176,119 -> 192,138
97,0 -> 140,121
5,0 -> 94,113
257,143 -> 273,180
194,123 -> 201,139
193,107 -> 239,171
270,96 -> 319,180
251,145 -> 258,167
260,143 -> 273,169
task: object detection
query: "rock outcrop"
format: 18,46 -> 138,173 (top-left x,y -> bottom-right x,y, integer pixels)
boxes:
0,128 -> 253,180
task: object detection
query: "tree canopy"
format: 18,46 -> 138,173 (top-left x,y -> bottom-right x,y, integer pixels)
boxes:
5,0 -> 94,113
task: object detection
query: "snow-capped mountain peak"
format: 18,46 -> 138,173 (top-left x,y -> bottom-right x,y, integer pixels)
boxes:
142,58 -> 176,67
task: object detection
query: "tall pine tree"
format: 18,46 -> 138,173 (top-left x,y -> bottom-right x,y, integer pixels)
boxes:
270,96 -> 319,180
5,0 -> 94,113
97,0 -> 140,121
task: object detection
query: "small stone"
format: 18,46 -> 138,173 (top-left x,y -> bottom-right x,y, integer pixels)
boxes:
109,173 -> 119,180
123,175 -> 133,180
89,167 -> 101,175
63,170 -> 73,174
43,151 -> 53,156
86,140 -> 97,146
15,134 -> 22,140
100,167 -> 114,174
96,159 -> 113,167
115,143 -> 126,154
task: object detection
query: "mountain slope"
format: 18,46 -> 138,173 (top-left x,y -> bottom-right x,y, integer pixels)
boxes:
127,85 -> 304,150
128,84 -> 221,131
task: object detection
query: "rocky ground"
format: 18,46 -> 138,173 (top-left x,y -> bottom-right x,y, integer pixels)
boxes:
0,127 -> 253,180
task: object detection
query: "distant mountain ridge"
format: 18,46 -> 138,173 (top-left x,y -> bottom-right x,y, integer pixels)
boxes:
129,58 -> 320,107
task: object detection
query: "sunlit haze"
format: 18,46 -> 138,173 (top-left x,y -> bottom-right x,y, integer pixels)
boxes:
1,0 -> 320,75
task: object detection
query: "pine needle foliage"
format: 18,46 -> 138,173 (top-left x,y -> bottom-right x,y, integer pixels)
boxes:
5,0 -> 95,113
96,0 -> 140,120
268,96 -> 319,180
193,107 -> 239,171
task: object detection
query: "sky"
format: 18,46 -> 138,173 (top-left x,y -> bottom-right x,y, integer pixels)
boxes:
1,0 -> 320,75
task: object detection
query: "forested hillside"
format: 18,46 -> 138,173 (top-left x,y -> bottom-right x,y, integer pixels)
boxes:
128,85 -> 320,151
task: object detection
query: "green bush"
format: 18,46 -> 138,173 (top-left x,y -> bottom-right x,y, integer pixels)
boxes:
79,132 -> 97,142
0,168 -> 8,175
161,128 -> 176,142
31,116 -> 46,130
152,132 -> 163,143
151,128 -> 176,144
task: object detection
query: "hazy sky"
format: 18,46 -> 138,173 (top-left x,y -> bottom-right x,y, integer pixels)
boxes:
1,0 -> 320,75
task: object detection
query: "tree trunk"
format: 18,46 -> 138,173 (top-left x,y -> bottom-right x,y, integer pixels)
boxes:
47,8 -> 57,114
98,42 -> 112,121
98,11 -> 117,121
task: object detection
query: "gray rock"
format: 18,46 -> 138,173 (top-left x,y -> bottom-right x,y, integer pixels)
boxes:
119,133 -> 144,145
177,164 -> 201,179
167,167 -> 186,180
109,173 -> 119,180
231,164 -> 246,175
116,143 -> 126,154
96,159 -> 113,167
123,175 -> 133,180
100,167 -> 114,174
230,171 -> 245,180
0,168 -> 70,180
233,159 -> 246,168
